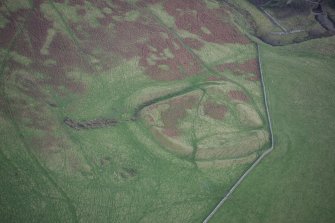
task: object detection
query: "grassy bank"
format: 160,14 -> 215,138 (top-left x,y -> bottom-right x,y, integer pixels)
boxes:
210,36 -> 335,222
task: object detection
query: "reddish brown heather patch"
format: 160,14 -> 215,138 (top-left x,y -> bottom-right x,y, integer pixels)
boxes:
69,21 -> 134,72
35,62 -> 87,94
89,9 -> 202,80
110,21 -> 156,58
164,0 -> 204,13
22,31 -> 89,94
91,0 -> 110,9
67,6 -> 201,80
69,0 -> 85,6
96,0 -> 132,16
164,0 -> 250,45
239,58 -> 259,74
98,15 -> 112,26
9,97 -> 54,131
224,63 -> 243,74
76,8 -> 86,16
183,37 -> 204,49
138,30 -> 202,80
228,90 -> 249,102
60,1 -> 133,72
161,95 -> 197,134
56,1 -> 201,79
207,76 -> 227,81
247,74 -> 260,81
12,34 -> 34,59
25,111 -> 54,132
11,6 -> 51,59
26,10 -> 53,54
216,62 -> 241,74
204,101 -> 227,120
162,128 -> 179,137
31,134 -> 61,154
0,20 -> 16,48
161,103 -> 186,128
48,33 -> 82,67
115,0 -> 133,13
66,81 -> 86,93
0,9 -> 31,49
170,95 -> 197,109
136,0 -> 162,7
33,0 -> 45,8
75,23 -> 115,51
7,15 -> 88,95
216,59 -> 260,81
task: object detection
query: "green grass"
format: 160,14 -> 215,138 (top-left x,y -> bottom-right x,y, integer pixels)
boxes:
4,1 -> 333,222
209,36 -> 335,223
0,2 -> 267,221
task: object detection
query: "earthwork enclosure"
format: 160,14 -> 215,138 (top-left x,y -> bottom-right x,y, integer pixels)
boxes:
0,0 -> 271,222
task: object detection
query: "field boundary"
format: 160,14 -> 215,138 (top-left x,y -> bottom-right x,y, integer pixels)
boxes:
202,44 -> 274,223
261,8 -> 287,33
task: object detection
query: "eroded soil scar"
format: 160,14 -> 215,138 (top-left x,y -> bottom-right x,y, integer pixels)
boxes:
64,117 -> 119,130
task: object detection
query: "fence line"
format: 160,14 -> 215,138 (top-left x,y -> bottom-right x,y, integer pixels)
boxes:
203,44 -> 274,223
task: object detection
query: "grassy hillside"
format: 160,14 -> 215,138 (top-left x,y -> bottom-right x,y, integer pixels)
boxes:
210,37 -> 335,222
0,0 -> 270,222
1,0 -> 334,222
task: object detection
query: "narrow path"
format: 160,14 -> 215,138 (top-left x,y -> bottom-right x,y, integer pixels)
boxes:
202,44 -> 274,223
